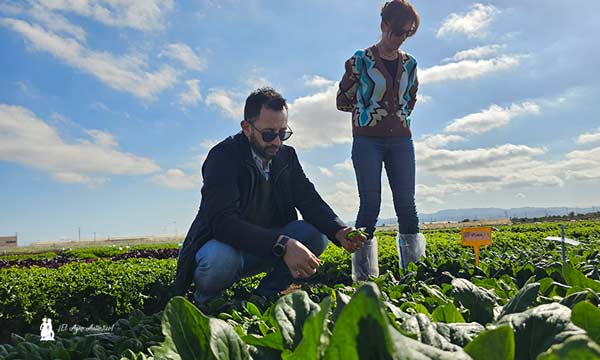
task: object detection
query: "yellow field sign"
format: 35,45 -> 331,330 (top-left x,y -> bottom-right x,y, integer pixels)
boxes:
461,226 -> 492,267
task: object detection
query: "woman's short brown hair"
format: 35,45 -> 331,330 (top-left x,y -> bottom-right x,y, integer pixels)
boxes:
381,0 -> 420,37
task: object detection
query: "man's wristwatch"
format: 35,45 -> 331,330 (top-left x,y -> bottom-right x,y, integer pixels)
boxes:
272,235 -> 290,257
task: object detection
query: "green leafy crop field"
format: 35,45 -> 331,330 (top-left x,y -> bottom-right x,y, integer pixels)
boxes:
1,220 -> 599,359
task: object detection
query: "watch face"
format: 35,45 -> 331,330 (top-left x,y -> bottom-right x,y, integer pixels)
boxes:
273,244 -> 285,257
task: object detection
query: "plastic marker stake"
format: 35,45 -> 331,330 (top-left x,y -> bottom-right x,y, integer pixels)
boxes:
544,225 -> 580,263
561,225 -> 566,262
544,236 -> 580,246
461,226 -> 492,268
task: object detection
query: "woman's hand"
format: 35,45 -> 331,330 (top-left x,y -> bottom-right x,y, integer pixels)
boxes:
336,227 -> 367,253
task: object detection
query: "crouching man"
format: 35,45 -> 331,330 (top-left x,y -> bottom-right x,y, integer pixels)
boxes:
172,87 -> 366,304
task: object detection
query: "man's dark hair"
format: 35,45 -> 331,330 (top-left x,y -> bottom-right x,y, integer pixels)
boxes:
244,87 -> 288,123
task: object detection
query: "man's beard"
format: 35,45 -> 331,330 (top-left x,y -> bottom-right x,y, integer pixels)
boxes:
249,133 -> 281,160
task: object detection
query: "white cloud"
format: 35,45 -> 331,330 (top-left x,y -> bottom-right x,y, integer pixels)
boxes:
50,112 -> 75,126
155,144 -> 219,190
564,147 -> 600,180
445,102 -> 540,134
29,4 -> 86,42
244,70 -> 272,90
539,87 -> 587,109
0,104 -> 160,186
52,172 -> 108,186
85,129 -> 118,148
296,86 -> 600,210
205,89 -> 244,119
303,75 -> 335,88
415,160 -> 564,202
437,3 -> 497,39
179,152 -> 209,178
90,101 -> 111,112
200,139 -> 220,150
417,134 -> 465,149
420,196 -> 446,206
14,81 -> 42,99
1,18 -> 178,100
188,152 -> 209,169
321,181 -> 395,222
202,77 -> 356,150
153,168 -> 201,190
442,165 -> 564,188
321,181 -> 359,221
204,72 -> 274,120
417,143 -> 547,173
319,167 -> 334,177
334,159 -> 353,171
411,138 -> 588,203
15,81 -> 28,93
420,55 -> 522,84
443,44 -> 505,62
0,3 -> 24,15
31,0 -> 174,31
417,183 -> 487,199
161,43 -> 207,71
417,94 -> 432,104
576,128 -> 600,145
320,138 -> 600,218
178,79 -> 202,107
286,83 -> 352,150
417,141 -> 565,191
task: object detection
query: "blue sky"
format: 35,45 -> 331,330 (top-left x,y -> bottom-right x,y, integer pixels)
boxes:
1,0 -> 599,245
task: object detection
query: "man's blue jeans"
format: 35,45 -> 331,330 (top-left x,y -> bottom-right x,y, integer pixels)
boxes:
193,220 -> 328,305
352,135 -> 419,238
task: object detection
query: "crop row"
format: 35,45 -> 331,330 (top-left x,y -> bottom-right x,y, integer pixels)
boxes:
0,258 -> 176,344
0,220 -> 598,358
2,270 -> 600,359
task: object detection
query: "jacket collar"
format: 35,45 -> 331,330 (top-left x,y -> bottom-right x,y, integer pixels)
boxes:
233,132 -> 288,181
371,45 -> 405,93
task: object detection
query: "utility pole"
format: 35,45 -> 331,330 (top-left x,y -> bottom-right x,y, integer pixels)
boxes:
78,227 -> 81,241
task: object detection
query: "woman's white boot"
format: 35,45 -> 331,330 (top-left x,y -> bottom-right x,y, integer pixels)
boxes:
397,233 -> 426,271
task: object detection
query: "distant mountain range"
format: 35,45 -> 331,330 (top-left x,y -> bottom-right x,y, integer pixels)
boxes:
374,206 -> 600,225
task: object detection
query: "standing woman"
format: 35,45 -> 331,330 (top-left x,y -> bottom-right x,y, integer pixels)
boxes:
336,0 -> 425,280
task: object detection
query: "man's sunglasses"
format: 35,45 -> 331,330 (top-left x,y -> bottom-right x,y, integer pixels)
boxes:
249,122 -> 293,142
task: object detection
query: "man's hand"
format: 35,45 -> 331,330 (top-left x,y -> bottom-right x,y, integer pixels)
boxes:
283,238 -> 320,279
336,227 -> 367,253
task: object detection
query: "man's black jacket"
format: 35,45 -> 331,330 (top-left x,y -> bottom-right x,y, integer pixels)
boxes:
172,132 -> 346,296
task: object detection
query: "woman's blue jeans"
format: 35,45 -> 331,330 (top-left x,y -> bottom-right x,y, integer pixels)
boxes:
352,135 -> 419,238
193,220 -> 328,305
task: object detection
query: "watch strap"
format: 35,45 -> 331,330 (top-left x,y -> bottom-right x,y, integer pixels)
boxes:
273,235 -> 290,257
